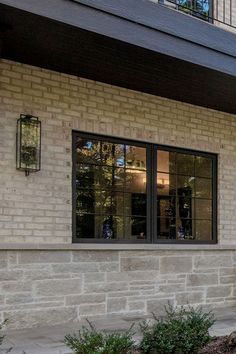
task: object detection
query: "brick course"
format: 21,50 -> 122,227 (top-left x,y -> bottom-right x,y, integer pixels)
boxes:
1,59 -> 236,244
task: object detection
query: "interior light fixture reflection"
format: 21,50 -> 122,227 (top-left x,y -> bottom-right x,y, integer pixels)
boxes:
143,177 -> 170,186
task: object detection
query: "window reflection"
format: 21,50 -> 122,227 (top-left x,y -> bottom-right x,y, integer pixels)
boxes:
76,137 -> 147,240
157,151 -> 213,241
74,134 -> 215,243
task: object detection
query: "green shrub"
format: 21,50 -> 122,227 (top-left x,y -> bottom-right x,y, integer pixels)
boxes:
64,321 -> 134,354
139,305 -> 215,354
0,320 -> 7,347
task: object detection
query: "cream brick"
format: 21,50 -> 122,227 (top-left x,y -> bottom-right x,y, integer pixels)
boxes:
1,58 -> 236,329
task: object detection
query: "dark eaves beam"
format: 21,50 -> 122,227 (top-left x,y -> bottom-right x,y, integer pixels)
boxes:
0,0 -> 236,77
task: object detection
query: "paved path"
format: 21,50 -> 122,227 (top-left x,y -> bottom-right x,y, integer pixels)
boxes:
2,307 -> 236,354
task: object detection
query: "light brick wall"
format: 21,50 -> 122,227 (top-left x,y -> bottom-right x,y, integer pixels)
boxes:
1,59 -> 236,328
0,249 -> 236,329
1,59 -> 236,244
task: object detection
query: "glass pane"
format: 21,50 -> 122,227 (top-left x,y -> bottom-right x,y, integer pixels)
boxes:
77,189 -> 95,214
195,199 -> 212,220
76,165 -> 99,189
196,220 -> 212,241
130,193 -> 146,216
157,173 -> 176,195
177,176 -> 195,196
176,218 -> 194,240
177,197 -> 193,219
195,178 -> 212,199
96,191 -> 124,216
76,139 -> 125,167
20,119 -> 41,170
99,167 -> 125,191
157,218 -> 176,239
157,150 -> 176,173
157,197 -> 176,218
76,138 -> 101,165
77,165 -> 125,190
176,153 -> 194,175
94,215 -> 124,239
195,156 -> 212,178
76,214 -> 95,238
126,170 -> 146,194
100,142 -> 125,167
125,146 -> 146,170
125,217 -> 146,239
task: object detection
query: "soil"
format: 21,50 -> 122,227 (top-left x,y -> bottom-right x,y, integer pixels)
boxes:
199,336 -> 236,354
131,335 -> 236,354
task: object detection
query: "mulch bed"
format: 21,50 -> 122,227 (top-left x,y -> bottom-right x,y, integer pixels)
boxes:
131,335 -> 236,353
199,336 -> 236,354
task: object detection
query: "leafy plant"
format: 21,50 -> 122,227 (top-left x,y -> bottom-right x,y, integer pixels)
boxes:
0,320 -> 7,347
0,320 -> 12,353
139,305 -> 215,354
64,320 -> 134,354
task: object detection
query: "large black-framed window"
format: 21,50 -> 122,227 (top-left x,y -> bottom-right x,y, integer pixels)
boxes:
72,131 -> 217,244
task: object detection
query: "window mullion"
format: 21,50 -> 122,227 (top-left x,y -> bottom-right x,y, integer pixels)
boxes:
152,145 -> 157,243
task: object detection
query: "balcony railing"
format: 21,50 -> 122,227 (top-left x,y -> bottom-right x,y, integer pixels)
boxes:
157,0 -> 236,31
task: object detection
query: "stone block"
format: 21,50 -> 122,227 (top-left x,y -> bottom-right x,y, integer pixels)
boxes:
3,307 -> 77,329
0,252 -> 7,269
24,270 -> 67,281
107,298 -> 127,313
6,293 -> 34,305
0,270 -> 23,281
99,262 -> 119,272
107,271 -> 157,282
130,281 -> 155,291
52,262 -> 99,273
120,257 -> 159,271
84,273 -> 105,283
36,279 -> 82,296
128,301 -> 145,312
187,273 -> 218,286
84,281 -> 128,294
147,298 -> 174,316
194,255 -> 232,269
160,257 -> 192,274
72,251 -> 118,263
220,268 -> 236,276
159,284 -> 185,293
18,251 -> 71,264
175,291 -> 204,305
79,303 -> 106,316
207,286 -> 232,298
66,294 -> 105,306
220,276 -> 236,284
2,282 -> 32,293
0,296 -> 5,305
7,252 -> 18,265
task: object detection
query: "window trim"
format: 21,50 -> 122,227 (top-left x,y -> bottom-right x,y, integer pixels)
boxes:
72,131 -> 217,244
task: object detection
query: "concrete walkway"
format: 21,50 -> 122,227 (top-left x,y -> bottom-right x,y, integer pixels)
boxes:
2,308 -> 236,354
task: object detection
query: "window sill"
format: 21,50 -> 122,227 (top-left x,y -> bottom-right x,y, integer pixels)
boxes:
0,243 -> 234,251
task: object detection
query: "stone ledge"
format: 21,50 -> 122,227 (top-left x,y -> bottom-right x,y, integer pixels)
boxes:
0,243 -> 235,251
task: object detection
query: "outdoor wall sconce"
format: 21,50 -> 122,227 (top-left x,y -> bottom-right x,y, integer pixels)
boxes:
16,114 -> 41,176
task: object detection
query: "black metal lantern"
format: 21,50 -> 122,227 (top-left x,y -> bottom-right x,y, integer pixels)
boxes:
16,114 -> 41,176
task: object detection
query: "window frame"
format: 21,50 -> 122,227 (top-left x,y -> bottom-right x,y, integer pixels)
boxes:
72,131 -> 217,244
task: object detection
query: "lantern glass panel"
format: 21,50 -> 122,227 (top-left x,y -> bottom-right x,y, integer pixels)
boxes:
16,115 -> 41,173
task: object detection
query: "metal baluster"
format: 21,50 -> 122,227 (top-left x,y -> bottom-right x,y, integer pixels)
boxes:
230,0 -> 232,26
223,0 -> 225,23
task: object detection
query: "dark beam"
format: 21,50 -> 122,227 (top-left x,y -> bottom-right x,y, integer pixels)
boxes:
1,0 -> 236,76
1,1 -> 236,114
